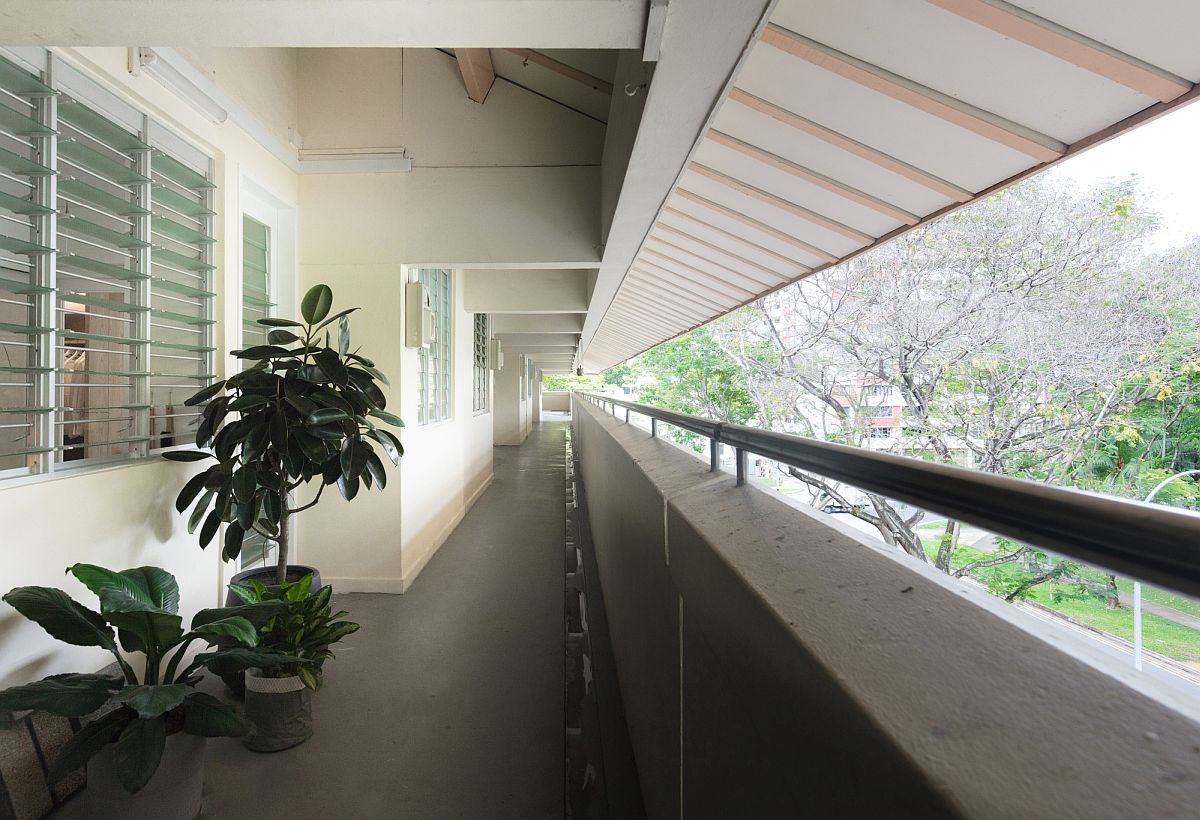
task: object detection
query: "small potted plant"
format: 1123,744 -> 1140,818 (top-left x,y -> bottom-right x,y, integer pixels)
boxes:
0,564 -> 295,820
164,283 -> 404,592
228,572 -> 359,752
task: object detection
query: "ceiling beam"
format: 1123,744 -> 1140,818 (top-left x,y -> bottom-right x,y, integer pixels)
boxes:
674,188 -> 840,264
492,314 -> 583,334
455,48 -> 496,103
504,49 -> 614,94
705,129 -> 919,224
651,220 -> 794,283
661,205 -> 814,273
690,163 -> 873,245
727,88 -> 972,202
761,23 -> 1065,161
926,0 -> 1192,103
0,1 -> 647,47
641,242 -> 764,296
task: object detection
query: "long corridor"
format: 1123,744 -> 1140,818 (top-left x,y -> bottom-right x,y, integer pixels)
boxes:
201,422 -> 568,818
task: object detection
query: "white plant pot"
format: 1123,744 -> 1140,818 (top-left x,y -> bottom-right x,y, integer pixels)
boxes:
83,732 -> 206,820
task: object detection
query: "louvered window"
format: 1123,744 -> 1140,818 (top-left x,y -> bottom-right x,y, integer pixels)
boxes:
0,51 -> 215,481
416,267 -> 452,425
0,58 -> 54,477
239,213 -> 274,569
472,312 -> 489,413
241,215 -> 272,349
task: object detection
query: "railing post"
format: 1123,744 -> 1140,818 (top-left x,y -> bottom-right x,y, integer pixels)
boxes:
625,408 -> 630,423
710,439 -> 719,471
735,448 -> 747,486
651,418 -> 658,438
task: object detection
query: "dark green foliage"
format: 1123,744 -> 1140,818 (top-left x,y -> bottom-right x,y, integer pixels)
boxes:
0,565 -> 292,794
164,285 -> 404,581
228,573 -> 359,690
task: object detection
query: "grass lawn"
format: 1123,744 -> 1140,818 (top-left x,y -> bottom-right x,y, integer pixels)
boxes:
921,537 -> 1200,665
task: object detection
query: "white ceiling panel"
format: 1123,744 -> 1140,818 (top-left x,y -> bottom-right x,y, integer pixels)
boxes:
581,0 -> 1199,371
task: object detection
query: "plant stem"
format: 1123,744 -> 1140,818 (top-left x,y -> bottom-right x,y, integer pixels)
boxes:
276,488 -> 290,585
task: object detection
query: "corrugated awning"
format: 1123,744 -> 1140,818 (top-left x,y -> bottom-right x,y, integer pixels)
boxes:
581,0 -> 1200,371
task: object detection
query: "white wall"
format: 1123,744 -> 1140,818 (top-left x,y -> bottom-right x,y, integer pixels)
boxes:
0,47 -> 300,687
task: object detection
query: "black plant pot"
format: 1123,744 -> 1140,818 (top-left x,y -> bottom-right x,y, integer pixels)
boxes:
222,564 -> 323,697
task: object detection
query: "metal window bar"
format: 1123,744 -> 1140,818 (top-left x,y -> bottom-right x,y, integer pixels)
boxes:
577,392 -> 1200,599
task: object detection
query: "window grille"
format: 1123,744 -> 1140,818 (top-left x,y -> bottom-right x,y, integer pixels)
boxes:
472,312 -> 488,413
417,267 -> 451,425
0,52 -> 214,481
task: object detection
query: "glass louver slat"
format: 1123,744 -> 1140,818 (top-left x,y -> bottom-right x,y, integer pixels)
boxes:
152,215 -> 214,245
0,145 -> 53,176
0,233 -> 53,255
0,58 -> 54,97
58,213 -> 149,248
58,252 -> 146,281
0,102 -> 53,137
152,246 -> 214,272
152,185 -> 214,217
152,152 -> 214,190
59,177 -> 149,216
58,138 -> 149,185
57,98 -> 150,152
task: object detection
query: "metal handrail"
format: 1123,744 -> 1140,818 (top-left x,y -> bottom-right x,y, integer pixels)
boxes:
576,391 -> 1200,598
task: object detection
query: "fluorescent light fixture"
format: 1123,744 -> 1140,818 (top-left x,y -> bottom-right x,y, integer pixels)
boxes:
131,47 -> 228,124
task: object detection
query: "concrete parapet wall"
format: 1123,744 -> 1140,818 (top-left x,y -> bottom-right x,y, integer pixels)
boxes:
571,395 -> 1200,819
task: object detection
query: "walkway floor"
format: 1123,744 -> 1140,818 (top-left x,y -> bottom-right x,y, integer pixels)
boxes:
202,422 -> 567,818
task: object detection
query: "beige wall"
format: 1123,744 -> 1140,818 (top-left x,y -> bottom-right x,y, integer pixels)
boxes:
178,47 -> 299,152
0,46 -> 300,687
296,48 -> 603,167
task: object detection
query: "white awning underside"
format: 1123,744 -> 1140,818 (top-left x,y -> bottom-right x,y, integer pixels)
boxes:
581,0 -> 1200,371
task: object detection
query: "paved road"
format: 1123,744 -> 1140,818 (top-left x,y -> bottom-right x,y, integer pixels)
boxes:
1117,592 -> 1200,631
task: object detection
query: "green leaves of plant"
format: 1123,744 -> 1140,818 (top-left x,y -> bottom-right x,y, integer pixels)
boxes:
68,565 -> 180,615
161,450 -> 213,463
183,380 -> 226,407
188,615 -> 257,648
301,284 -> 333,324
2,587 -> 116,651
0,673 -> 123,716
116,684 -> 188,719
180,692 -> 253,738
47,708 -> 128,783
114,715 -> 166,794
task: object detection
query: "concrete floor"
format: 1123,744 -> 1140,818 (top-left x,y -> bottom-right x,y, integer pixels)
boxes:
203,422 -> 567,818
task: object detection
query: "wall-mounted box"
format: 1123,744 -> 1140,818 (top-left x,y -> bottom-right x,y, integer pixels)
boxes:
405,281 -> 435,348
489,338 -> 504,370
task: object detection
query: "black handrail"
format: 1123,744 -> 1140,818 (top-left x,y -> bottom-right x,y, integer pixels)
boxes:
577,392 -> 1200,599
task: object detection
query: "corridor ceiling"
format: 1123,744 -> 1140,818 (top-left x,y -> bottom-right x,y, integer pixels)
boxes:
579,0 -> 1200,371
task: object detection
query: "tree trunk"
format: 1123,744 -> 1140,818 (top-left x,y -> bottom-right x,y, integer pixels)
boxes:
276,489 -> 291,586
933,520 -> 960,573
1104,574 -> 1120,609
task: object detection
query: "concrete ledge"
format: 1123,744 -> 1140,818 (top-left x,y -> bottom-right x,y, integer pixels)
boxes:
572,396 -> 1200,819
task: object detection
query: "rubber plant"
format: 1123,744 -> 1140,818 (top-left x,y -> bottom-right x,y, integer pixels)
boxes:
164,284 -> 404,585
0,564 -> 295,793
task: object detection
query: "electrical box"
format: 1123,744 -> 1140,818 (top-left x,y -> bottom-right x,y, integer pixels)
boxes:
405,282 -> 435,348
489,338 -> 504,370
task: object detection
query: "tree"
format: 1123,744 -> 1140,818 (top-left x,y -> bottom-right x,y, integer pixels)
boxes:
707,178 -> 1185,597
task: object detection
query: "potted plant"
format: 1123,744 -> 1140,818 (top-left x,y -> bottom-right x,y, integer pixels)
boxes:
0,564 -> 295,820
164,283 -> 404,592
228,572 -> 359,752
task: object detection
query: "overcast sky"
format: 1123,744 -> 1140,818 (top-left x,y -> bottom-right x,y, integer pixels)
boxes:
1047,102 -> 1200,252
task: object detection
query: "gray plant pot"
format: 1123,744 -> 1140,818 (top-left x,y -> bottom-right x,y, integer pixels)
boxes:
82,732 -> 205,820
243,668 -> 313,752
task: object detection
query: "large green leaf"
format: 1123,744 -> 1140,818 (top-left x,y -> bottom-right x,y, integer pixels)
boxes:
183,380 -> 225,407
313,348 -> 349,387
301,284 -> 333,324
161,450 -> 213,463
368,409 -> 404,428
114,716 -> 166,794
105,609 -> 184,657
47,708 -> 129,783
196,647 -> 304,677
180,692 -> 252,738
2,587 -> 116,650
174,470 -> 208,513
365,451 -> 387,490
223,522 -> 246,561
188,615 -> 257,648
192,600 -> 286,631
116,684 -> 188,719
0,673 -> 122,716
340,437 -> 370,479
257,317 -> 303,328
68,565 -> 180,615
